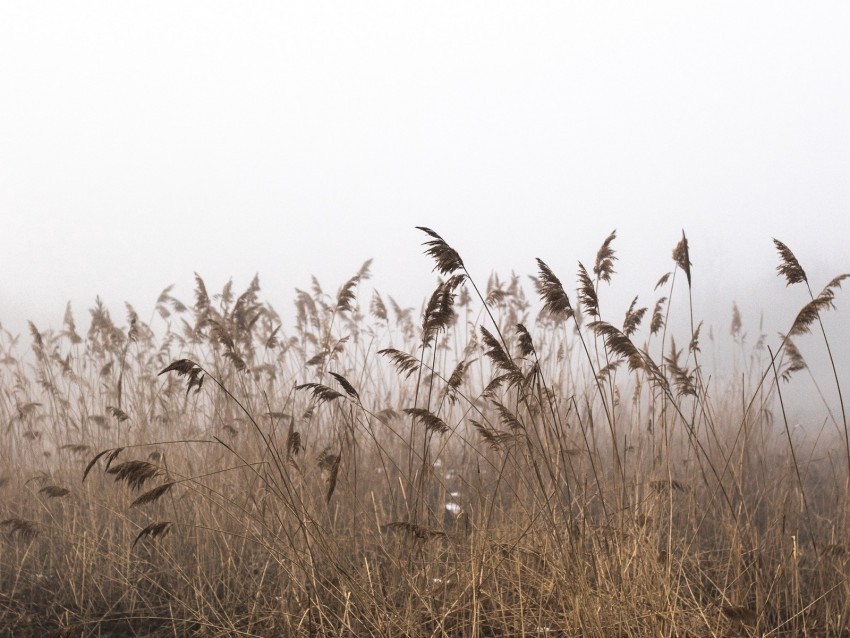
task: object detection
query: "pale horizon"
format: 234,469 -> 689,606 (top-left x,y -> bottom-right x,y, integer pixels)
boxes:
2,2 -> 848,353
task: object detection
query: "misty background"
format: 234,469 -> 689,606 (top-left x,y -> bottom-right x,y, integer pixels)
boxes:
2,2 -> 848,422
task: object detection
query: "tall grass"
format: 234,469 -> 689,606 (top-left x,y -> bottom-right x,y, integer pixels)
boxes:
0,229 -> 847,637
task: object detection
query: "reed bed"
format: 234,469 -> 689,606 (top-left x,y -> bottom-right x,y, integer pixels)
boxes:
0,228 -> 848,637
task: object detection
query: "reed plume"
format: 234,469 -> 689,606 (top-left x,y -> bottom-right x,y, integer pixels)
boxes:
773,238 -> 807,285
133,521 -> 172,548
534,258 -> 574,320
403,408 -> 450,435
593,229 -> 617,282
416,226 -> 464,275
672,231 -> 691,286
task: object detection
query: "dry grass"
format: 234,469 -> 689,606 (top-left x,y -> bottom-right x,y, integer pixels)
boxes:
0,229 -> 848,637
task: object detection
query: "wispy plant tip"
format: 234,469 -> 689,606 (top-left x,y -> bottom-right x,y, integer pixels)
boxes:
416,227 -> 464,275
773,238 -> 807,286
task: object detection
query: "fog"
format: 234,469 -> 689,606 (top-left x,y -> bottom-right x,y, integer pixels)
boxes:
2,2 -> 848,418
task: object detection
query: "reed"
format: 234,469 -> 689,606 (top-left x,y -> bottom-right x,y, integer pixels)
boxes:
0,228 -> 847,636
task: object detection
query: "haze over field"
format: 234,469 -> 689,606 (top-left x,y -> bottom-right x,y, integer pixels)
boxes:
3,5 -> 850,635
1,2 -> 848,382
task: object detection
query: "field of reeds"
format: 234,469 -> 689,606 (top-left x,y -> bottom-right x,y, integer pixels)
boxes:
1,228 -> 848,637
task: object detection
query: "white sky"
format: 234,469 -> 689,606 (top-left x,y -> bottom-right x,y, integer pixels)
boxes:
2,2 -> 849,350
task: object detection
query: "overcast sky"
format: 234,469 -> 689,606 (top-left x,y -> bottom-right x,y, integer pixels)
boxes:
2,2 -> 848,357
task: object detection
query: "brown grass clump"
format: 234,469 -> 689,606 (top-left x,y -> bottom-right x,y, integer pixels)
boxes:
0,228 -> 848,637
